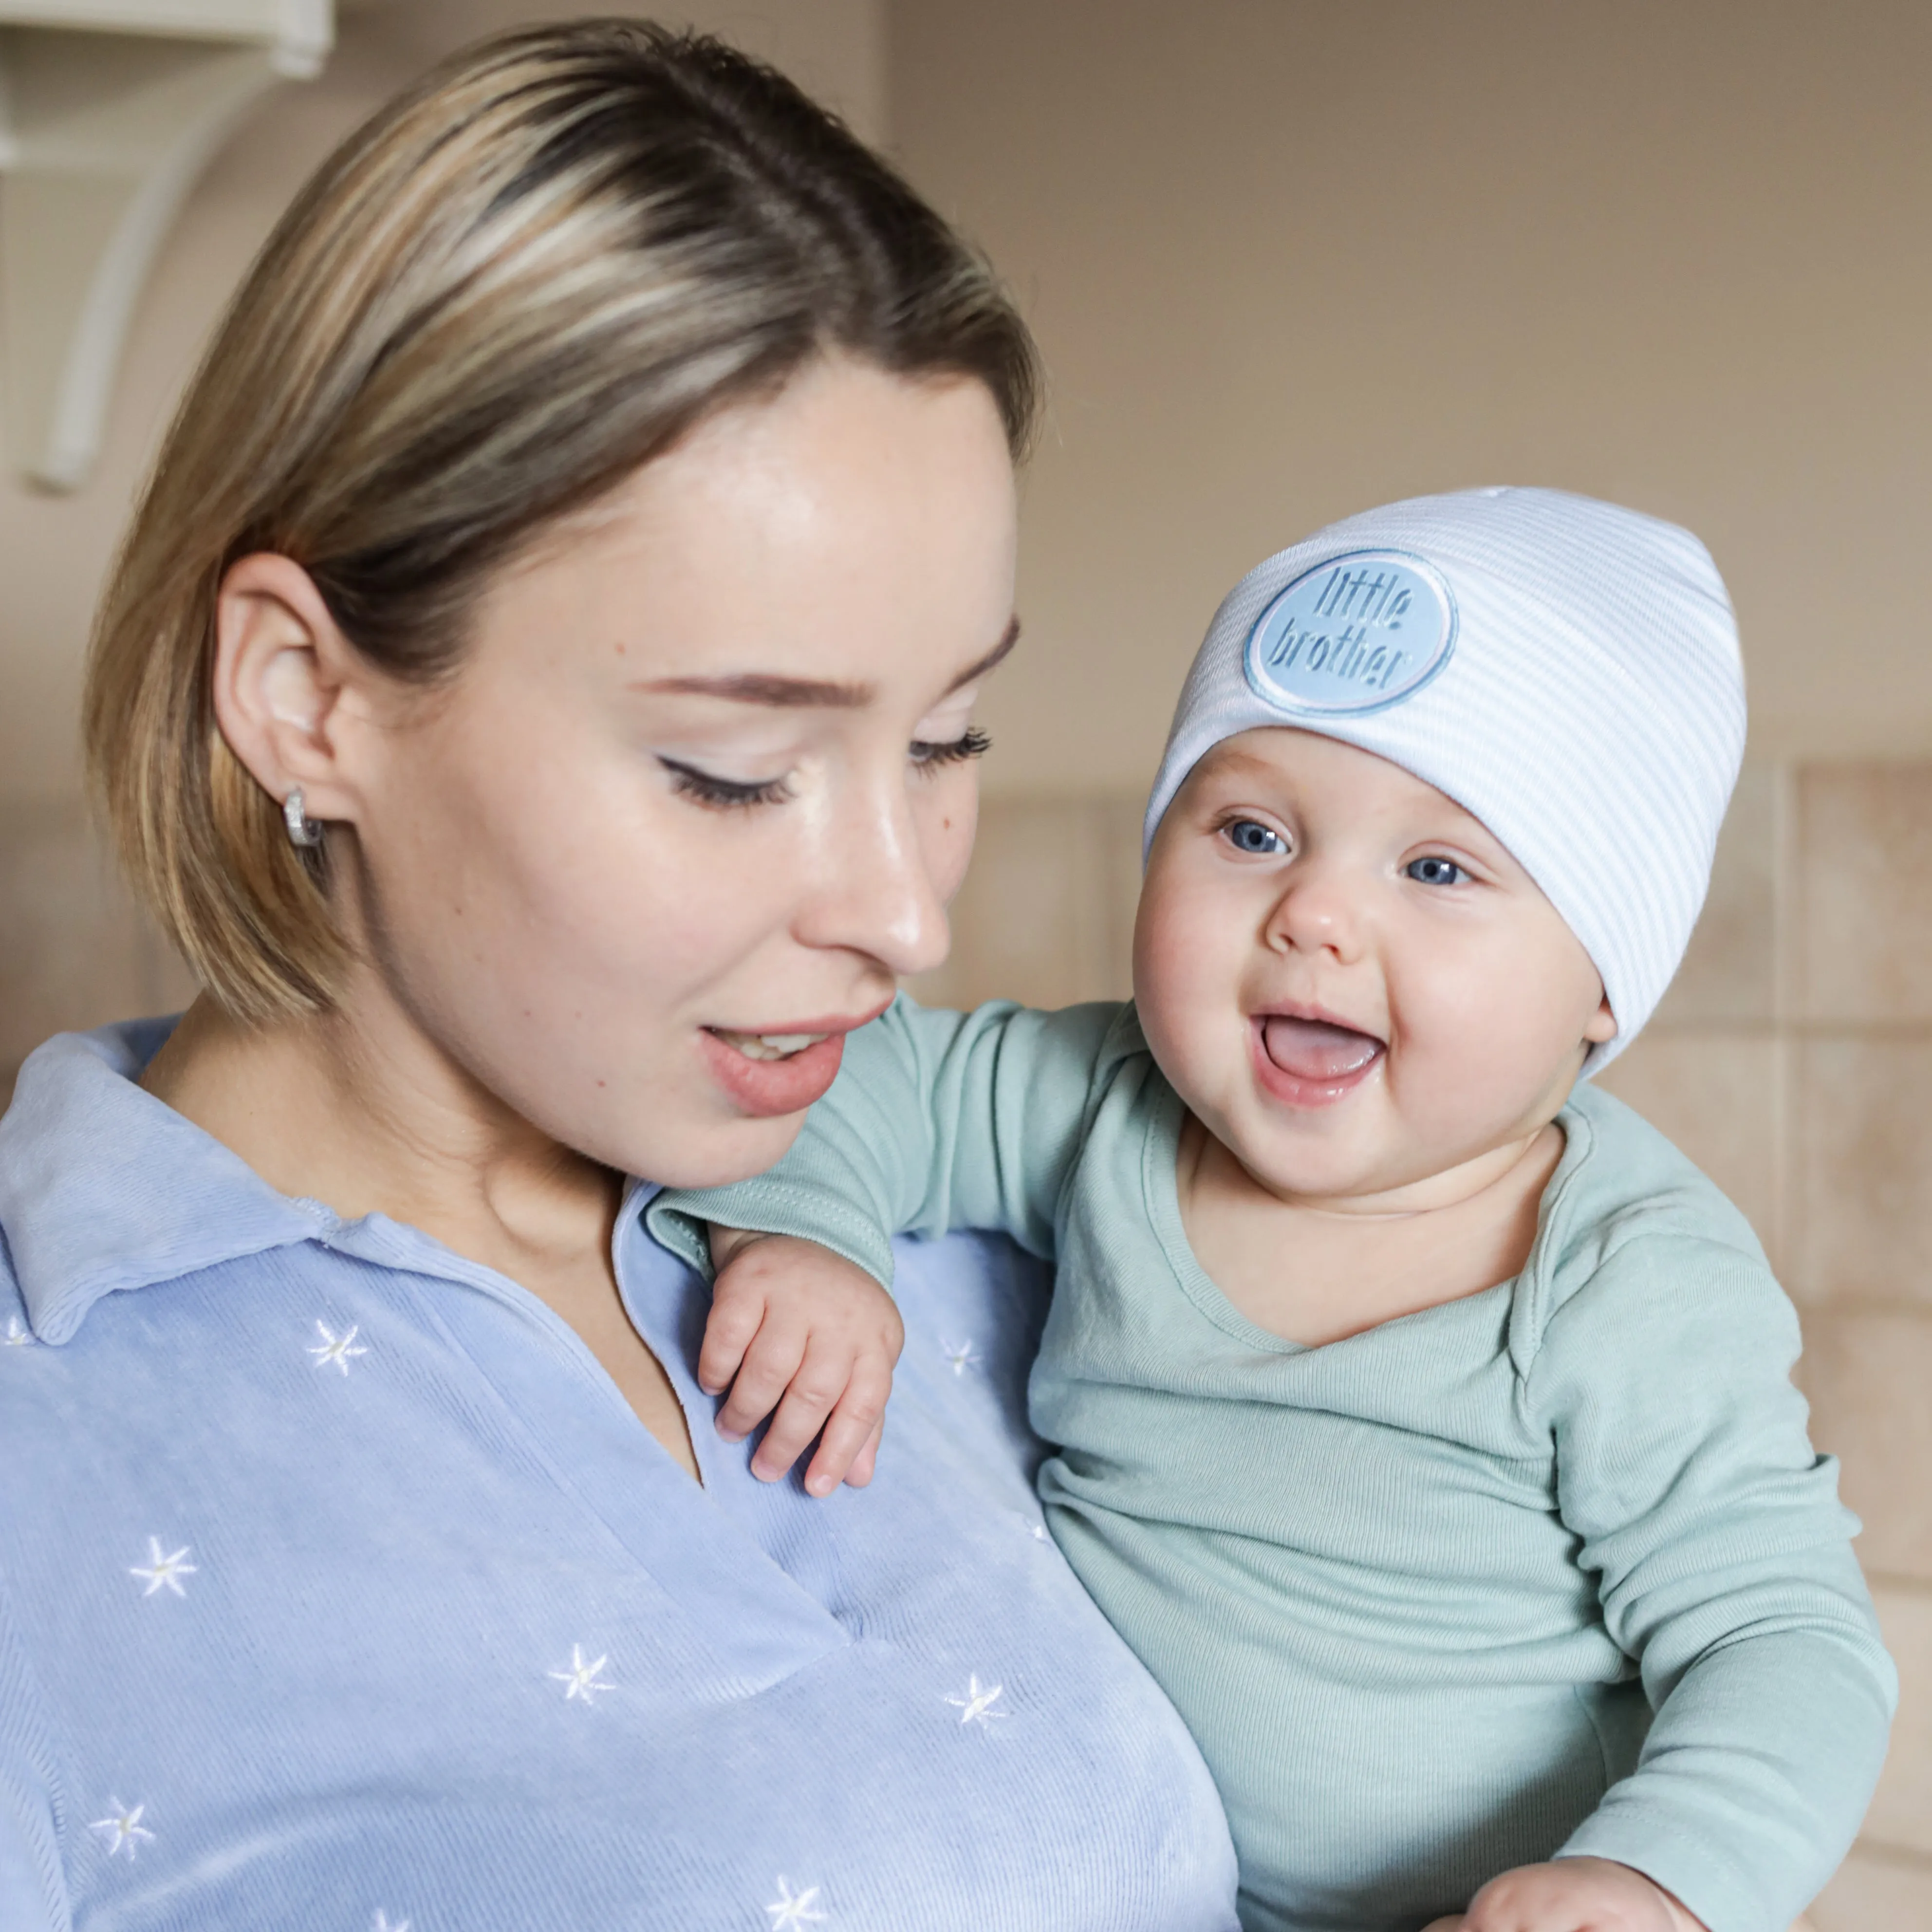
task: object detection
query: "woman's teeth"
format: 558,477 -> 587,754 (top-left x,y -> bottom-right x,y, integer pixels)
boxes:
712,1029 -> 832,1062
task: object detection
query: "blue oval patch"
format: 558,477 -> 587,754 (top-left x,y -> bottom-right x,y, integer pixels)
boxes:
1244,550 -> 1457,716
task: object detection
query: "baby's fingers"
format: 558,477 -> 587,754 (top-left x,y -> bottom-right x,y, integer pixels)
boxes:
714,1315 -> 806,1444
802,1361 -> 892,1498
845,1417 -> 884,1489
750,1343 -> 855,1484
698,1274 -> 769,1398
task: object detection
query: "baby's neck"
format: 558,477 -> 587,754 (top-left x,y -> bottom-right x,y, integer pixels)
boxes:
1174,1115 -> 1567,1349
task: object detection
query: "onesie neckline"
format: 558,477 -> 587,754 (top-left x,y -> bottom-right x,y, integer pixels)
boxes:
1137,1072 -> 1597,1359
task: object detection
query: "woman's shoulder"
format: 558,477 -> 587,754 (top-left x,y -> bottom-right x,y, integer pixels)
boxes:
0,1039 -> 1241,1932
0,1022 -> 332,1348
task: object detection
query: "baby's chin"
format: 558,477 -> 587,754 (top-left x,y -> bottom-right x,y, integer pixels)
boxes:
1227,1077 -> 1528,1201
1203,1098 -> 1414,1207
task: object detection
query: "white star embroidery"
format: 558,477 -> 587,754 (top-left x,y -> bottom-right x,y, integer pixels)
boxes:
945,1673 -> 1007,1726
3,1316 -> 33,1347
549,1644 -> 613,1704
89,1799 -> 154,1859
766,1876 -> 827,1927
941,1338 -> 981,1376
372,1913 -> 411,1932
308,1320 -> 369,1376
129,1538 -> 197,1598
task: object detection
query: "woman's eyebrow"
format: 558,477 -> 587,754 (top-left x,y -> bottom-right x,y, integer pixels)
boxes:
634,671 -> 876,707
631,616 -> 1021,709
946,614 -> 1021,693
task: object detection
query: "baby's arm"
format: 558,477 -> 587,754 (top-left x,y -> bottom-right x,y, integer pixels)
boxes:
651,996 -> 1126,1488
1518,1235 -> 1895,1932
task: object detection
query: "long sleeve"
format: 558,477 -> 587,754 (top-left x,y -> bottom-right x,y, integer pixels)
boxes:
0,1615 -> 66,1932
1529,1234 -> 1896,1932
648,996 -> 1129,1287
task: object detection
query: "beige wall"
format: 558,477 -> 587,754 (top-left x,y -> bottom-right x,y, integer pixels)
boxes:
0,0 -> 885,809
890,0 -> 1932,800
0,0 -> 885,1081
887,10 -> 1932,1913
918,763 -> 1932,1928
4,7 -> 1930,1916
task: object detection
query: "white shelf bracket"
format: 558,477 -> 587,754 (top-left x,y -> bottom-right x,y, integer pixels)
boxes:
0,2 -> 333,491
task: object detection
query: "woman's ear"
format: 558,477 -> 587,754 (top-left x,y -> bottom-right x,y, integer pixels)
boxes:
1584,991 -> 1618,1046
212,554 -> 366,826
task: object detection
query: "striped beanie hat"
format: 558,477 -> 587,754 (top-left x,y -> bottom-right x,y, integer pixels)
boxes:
1143,487 -> 1744,1074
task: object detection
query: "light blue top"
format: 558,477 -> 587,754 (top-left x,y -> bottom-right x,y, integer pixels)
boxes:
656,998 -> 1897,1932
0,1021 -> 1239,1932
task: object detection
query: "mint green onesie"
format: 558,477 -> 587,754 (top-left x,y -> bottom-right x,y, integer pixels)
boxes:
651,999 -> 1895,1932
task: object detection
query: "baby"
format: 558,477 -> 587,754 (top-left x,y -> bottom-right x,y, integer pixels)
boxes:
650,489 -> 1895,1932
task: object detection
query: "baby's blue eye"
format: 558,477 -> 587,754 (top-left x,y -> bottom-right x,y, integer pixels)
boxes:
1406,856 -> 1468,887
1225,819 -> 1286,856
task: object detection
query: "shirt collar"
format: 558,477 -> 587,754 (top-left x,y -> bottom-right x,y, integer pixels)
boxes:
0,1021 -> 326,1344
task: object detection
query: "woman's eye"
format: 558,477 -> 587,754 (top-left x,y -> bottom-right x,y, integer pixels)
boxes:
660,758 -> 794,811
1224,819 -> 1286,856
1406,855 -> 1468,887
910,725 -> 991,771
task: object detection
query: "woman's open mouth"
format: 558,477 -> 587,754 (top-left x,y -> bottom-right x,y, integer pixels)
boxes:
700,1008 -> 886,1118
709,1029 -> 835,1062
1249,1012 -> 1385,1109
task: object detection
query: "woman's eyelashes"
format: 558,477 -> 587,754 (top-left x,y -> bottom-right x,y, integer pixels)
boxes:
910,724 -> 991,772
659,758 -> 795,811
660,727 -> 989,812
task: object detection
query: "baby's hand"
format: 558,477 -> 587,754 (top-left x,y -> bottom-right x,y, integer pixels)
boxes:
697,1229 -> 904,1498
1421,1858 -> 1709,1932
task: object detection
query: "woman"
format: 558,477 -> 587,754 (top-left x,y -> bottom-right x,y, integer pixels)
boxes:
0,23 -> 1237,1931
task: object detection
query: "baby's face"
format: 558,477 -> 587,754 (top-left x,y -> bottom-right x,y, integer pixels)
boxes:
1134,728 -> 1616,1205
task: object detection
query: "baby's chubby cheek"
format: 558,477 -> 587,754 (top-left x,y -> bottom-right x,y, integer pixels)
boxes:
1377,941 -> 1602,1148
1129,880 -> 1239,1099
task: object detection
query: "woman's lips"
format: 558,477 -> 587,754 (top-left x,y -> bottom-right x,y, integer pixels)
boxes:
698,1007 -> 887,1119
1250,1013 -> 1385,1109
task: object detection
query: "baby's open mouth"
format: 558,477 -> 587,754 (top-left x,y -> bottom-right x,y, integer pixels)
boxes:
1257,1015 -> 1384,1084
708,1029 -> 834,1063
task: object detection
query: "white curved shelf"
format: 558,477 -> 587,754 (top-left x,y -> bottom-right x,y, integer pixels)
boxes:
0,0 -> 333,491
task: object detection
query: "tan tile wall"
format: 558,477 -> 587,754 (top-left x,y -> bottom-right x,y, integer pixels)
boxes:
908,795 -> 1144,1013
3,770 -> 1927,1919
0,802 -> 196,1113
924,766 -> 1932,1926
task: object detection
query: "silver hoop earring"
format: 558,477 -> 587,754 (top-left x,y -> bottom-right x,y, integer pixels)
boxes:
283,788 -> 324,849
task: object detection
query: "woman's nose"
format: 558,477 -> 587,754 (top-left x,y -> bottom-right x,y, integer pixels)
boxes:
796,778 -> 953,979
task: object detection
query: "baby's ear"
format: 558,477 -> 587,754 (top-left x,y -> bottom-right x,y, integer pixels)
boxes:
1583,992 -> 1618,1045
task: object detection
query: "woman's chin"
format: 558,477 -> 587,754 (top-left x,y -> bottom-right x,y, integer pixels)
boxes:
619,1069 -> 819,1189
637,1115 -> 809,1190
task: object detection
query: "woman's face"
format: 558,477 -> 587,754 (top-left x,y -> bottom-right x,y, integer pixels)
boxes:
334,359 -> 1019,1185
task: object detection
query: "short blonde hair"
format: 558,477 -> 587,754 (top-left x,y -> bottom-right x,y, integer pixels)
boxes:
85,19 -> 1040,1022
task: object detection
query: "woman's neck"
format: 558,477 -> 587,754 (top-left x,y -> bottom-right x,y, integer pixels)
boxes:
142,990 -> 621,1281
144,987 -> 702,1482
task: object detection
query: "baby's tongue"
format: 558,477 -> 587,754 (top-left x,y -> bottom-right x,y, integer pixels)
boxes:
1260,1015 -> 1382,1081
